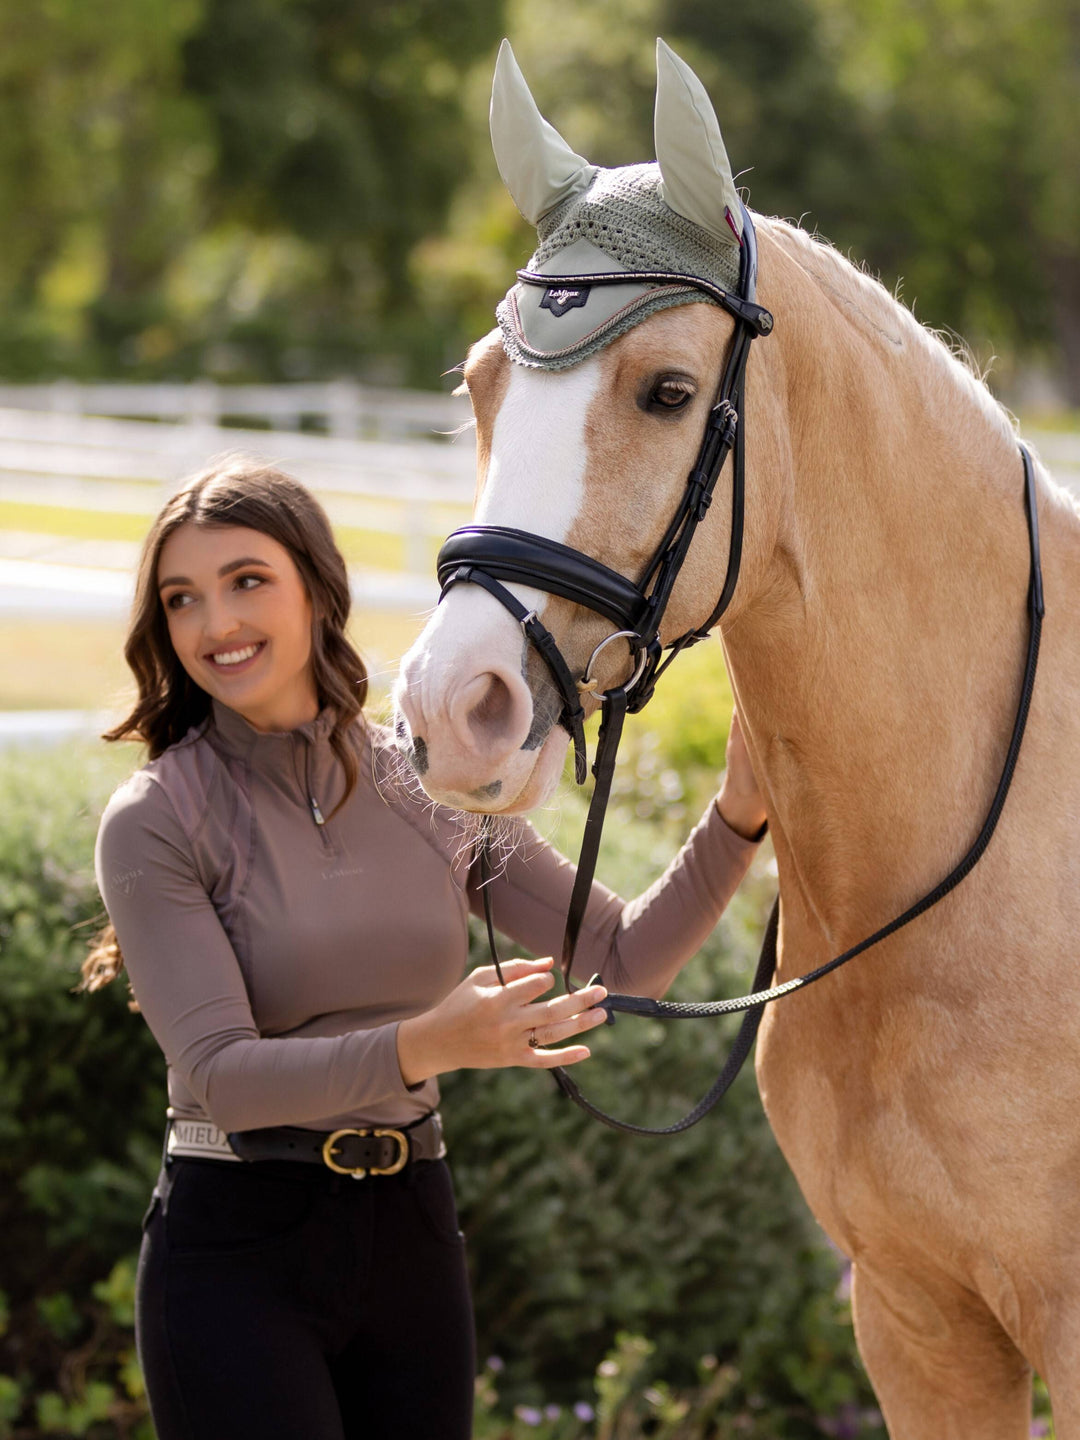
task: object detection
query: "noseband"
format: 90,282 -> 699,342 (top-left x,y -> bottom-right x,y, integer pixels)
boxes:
433,208 -> 1045,1136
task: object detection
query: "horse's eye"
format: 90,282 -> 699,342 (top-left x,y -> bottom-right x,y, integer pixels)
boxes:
646,377 -> 695,412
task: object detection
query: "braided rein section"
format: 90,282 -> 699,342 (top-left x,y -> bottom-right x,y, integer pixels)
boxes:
550,901 -> 779,1136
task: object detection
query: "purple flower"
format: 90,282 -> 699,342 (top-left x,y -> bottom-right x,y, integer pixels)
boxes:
544,1404 -> 562,1420
485,1355 -> 505,1373
1030,1424 -> 1051,1438
514,1406 -> 543,1427
820,1406 -> 883,1439
573,1401 -> 595,1422
819,1404 -> 862,1439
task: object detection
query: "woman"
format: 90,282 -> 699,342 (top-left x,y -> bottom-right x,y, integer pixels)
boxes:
88,455 -> 767,1440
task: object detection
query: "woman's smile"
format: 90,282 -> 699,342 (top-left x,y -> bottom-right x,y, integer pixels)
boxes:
205,640 -> 267,672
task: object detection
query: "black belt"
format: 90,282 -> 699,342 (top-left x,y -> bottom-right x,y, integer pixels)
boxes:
166,1112 -> 446,1177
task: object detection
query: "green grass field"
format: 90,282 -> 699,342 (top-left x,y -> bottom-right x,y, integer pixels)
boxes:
0,497 -> 456,573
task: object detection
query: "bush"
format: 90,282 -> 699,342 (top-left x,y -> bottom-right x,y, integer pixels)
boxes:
0,743 -> 158,1437
0,729 -> 887,1437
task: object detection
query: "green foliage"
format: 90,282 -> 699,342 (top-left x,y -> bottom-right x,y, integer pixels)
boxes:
0,1375 -> 22,1439
473,1331 -> 885,1438
811,0 -> 1080,396
0,0 -> 505,382
0,0 -> 1077,391
0,742 -> 155,1437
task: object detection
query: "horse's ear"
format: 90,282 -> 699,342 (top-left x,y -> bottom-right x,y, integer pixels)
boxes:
654,38 -> 742,246
490,39 -> 596,225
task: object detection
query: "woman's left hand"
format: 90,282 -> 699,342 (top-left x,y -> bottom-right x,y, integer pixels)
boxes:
715,709 -> 767,840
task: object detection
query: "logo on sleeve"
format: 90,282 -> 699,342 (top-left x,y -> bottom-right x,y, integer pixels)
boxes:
110,866 -> 144,898
540,286 -> 591,318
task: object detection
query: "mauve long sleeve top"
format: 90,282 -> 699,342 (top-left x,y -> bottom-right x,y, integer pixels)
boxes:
95,700 -> 759,1134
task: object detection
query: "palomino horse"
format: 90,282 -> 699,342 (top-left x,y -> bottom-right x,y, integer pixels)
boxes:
394,40 -> 1080,1436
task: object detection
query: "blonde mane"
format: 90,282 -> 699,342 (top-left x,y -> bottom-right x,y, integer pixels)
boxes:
761,215 -> 1019,450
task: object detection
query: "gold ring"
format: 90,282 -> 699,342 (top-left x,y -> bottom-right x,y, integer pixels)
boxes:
528,1030 -> 540,1048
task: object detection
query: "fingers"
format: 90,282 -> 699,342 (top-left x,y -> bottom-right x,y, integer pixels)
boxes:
473,957 -> 553,987
538,984 -> 613,1031
528,1042 -> 593,1068
528,1006 -> 608,1051
523,983 -> 608,1064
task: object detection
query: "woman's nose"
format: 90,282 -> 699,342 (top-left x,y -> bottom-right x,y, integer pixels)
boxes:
202,598 -> 243,642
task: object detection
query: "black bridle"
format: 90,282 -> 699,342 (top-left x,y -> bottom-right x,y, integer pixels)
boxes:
435,209 -> 1045,1135
439,205 -> 772,791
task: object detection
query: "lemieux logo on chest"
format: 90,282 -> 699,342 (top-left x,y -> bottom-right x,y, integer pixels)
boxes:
540,286 -> 591,317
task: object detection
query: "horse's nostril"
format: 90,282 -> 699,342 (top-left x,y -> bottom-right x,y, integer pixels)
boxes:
410,736 -> 429,775
467,674 -> 513,740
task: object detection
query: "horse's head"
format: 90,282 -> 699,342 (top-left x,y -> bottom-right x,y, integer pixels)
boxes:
394,40 -> 764,813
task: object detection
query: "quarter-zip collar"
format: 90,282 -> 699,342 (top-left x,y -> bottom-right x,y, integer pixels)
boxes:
205,700 -> 369,844
208,697 -> 336,772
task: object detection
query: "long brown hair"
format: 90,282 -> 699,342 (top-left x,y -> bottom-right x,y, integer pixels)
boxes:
82,454 -> 369,993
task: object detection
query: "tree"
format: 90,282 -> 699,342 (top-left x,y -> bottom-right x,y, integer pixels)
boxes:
0,0 -> 506,381
812,0 -> 1080,402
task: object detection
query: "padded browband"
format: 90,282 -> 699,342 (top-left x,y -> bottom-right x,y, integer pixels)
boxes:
437,526 -> 646,631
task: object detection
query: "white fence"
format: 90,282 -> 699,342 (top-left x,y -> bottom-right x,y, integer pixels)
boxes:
0,391 -> 479,617
0,380 -> 469,442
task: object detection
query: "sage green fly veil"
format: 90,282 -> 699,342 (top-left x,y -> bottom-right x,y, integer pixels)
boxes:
492,39 -> 747,372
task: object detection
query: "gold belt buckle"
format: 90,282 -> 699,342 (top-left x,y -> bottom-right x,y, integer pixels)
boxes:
321,1128 -> 409,1178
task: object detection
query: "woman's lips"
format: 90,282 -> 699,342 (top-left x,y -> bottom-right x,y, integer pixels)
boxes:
205,640 -> 266,675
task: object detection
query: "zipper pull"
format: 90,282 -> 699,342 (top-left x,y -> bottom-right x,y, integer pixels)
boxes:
309,796 -> 326,827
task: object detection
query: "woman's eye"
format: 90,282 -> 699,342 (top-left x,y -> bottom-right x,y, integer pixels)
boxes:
165,592 -> 193,611
647,378 -> 695,411
235,574 -> 264,591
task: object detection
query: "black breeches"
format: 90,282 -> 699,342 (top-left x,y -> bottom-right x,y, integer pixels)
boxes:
136,1157 -> 475,1440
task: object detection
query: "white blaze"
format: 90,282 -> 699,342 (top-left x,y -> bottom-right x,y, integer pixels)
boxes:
475,358 -> 602,616
393,352 -> 603,810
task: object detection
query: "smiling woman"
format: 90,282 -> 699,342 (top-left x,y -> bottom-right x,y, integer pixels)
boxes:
81,452 -> 765,1440
156,528 -> 318,734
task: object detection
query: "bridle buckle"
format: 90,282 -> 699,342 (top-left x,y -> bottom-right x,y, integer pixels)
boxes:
321,1127 -> 409,1178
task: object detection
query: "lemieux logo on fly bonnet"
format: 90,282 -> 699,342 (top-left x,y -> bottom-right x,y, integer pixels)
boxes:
490,38 -> 745,372
540,286 -> 590,317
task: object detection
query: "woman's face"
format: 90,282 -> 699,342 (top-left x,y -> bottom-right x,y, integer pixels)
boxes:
157,523 -> 318,732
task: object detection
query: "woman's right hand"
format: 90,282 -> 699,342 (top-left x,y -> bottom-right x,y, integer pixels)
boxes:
396,958 -> 608,1088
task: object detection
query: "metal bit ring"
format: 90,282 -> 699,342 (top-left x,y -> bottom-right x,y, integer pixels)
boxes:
577,630 -> 648,700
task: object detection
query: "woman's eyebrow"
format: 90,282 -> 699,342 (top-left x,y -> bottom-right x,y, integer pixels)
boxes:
218,556 -> 275,578
157,557 -> 275,590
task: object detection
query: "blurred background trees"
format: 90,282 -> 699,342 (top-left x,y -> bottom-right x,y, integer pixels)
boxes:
0,0 -> 1074,401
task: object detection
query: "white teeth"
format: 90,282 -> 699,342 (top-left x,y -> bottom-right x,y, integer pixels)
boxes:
211,644 -> 260,667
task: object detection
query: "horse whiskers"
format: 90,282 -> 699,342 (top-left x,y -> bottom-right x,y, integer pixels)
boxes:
368,734 -> 526,877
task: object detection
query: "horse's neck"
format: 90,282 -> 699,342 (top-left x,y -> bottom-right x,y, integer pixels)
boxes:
724,228 -> 1035,951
